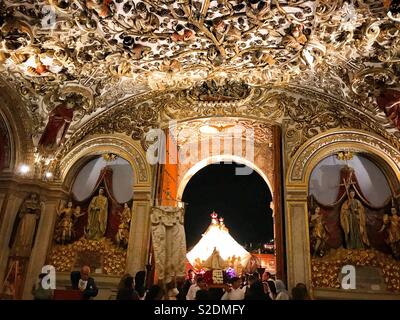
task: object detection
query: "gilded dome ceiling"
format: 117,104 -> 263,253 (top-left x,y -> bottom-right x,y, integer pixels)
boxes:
0,0 -> 399,153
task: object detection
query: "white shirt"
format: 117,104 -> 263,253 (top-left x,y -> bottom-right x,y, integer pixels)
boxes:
221,287 -> 246,300
186,284 -> 200,300
78,279 -> 88,291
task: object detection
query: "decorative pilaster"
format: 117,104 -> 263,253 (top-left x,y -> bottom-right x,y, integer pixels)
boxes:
126,190 -> 152,275
285,188 -> 312,293
22,199 -> 59,299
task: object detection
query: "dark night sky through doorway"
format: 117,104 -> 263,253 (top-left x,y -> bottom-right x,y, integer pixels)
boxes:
182,162 -> 273,250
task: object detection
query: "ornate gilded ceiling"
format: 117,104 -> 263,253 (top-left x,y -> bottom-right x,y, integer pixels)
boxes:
0,0 -> 400,158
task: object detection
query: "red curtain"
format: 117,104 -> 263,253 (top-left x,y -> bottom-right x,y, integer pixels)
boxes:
72,166 -> 132,241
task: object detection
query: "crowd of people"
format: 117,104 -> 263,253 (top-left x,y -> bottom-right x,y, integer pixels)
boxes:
176,269 -> 310,301
31,266 -> 310,301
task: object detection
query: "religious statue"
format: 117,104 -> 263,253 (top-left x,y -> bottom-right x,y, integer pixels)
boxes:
86,0 -> 113,19
159,57 -> 182,73
340,189 -> 370,249
379,206 -> 400,259
204,247 -> 227,270
115,203 -> 131,248
310,206 -> 329,257
54,201 -> 85,244
122,36 -> 151,60
86,188 -> 108,240
133,2 -> 160,33
10,193 -> 43,257
376,88 -> 400,130
211,17 -> 241,45
38,101 -> 74,152
282,23 -> 308,51
171,25 -> 195,43
246,0 -> 271,24
233,256 -> 243,276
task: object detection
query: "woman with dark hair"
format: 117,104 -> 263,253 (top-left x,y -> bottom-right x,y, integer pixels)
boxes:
245,279 -> 269,300
116,276 -> 139,300
292,283 -> 310,300
135,271 -> 146,300
145,285 -> 165,300
264,279 -> 277,300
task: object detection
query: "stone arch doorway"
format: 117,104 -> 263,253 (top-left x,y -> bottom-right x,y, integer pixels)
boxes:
182,160 -> 274,262
177,155 -> 281,278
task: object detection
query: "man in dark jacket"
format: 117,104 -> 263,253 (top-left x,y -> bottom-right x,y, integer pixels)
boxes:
70,265 -> 98,300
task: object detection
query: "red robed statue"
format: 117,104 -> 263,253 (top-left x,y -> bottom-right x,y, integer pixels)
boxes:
38,104 -> 74,150
376,88 -> 400,130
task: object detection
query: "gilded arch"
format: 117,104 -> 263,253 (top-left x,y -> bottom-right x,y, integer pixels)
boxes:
59,134 -> 152,192
285,128 -> 400,296
0,79 -> 33,171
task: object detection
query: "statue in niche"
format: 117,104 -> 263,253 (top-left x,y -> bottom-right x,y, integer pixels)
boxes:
310,206 -> 329,257
10,193 -> 43,257
340,188 -> 370,249
86,187 -> 108,240
379,205 -> 400,259
54,201 -> 85,244
115,203 -> 131,249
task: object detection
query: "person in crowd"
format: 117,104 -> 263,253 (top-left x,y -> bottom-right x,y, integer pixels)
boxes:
195,289 -> 210,300
291,283 -> 310,300
116,275 -> 139,300
262,271 -> 273,282
167,287 -> 180,300
245,276 -> 269,300
275,279 -> 290,300
264,279 -> 277,300
31,273 -> 53,300
117,273 -> 132,290
252,271 -> 260,280
186,276 -> 207,300
145,285 -> 165,300
70,265 -> 98,300
134,271 -> 146,300
178,269 -> 196,300
221,277 -> 246,300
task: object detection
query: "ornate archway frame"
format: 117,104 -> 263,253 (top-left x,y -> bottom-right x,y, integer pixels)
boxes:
60,133 -> 152,192
58,133 -> 153,274
0,80 -> 33,174
177,155 -> 273,200
285,128 -> 400,298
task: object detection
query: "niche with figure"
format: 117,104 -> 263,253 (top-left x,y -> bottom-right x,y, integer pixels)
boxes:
47,155 -> 134,275
308,153 -> 400,292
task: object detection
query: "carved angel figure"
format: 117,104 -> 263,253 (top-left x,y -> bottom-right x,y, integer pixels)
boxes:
379,206 -> 400,259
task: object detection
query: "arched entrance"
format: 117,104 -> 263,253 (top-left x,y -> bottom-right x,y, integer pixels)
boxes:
155,119 -> 285,280
182,161 -> 274,269
177,155 -> 278,277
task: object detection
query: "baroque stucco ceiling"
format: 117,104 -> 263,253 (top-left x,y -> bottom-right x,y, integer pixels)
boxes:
0,0 -> 400,160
